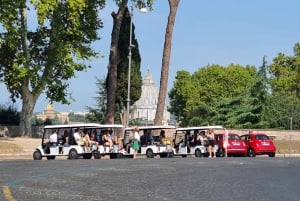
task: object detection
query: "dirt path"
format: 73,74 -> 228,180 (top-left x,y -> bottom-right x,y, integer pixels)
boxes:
0,137 -> 41,160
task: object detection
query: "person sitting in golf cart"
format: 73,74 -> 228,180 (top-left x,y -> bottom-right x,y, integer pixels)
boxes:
102,130 -> 113,151
199,130 -> 208,146
190,130 -> 201,146
44,129 -> 58,154
159,130 -> 171,145
73,128 -> 84,146
49,129 -> 58,146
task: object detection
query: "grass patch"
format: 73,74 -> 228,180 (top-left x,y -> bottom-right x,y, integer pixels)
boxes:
0,141 -> 23,153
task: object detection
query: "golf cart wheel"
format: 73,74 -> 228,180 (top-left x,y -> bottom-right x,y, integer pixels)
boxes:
116,153 -> 123,159
168,151 -> 174,158
94,152 -> 101,159
46,156 -> 56,160
248,148 -> 256,157
195,149 -> 203,157
69,148 -> 78,160
146,149 -> 154,158
33,150 -> 42,160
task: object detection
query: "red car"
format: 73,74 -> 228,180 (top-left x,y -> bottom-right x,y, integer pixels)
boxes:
215,133 -> 248,157
240,133 -> 276,157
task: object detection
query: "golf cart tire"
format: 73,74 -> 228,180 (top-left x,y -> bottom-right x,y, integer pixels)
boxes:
33,150 -> 42,160
116,153 -> 123,159
168,151 -> 174,158
146,148 -> 154,158
195,149 -> 203,157
94,152 -> 101,159
69,148 -> 78,160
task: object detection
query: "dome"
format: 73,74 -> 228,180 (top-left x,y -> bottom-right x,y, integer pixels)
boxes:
132,70 -> 170,123
135,70 -> 159,107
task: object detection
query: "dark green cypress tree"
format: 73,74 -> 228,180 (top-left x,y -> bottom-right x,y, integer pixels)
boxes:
116,6 -> 142,120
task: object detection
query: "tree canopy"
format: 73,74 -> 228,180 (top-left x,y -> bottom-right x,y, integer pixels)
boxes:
169,43 -> 300,130
0,0 -> 105,135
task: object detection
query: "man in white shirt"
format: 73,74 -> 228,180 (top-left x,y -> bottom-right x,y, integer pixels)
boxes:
49,130 -> 58,145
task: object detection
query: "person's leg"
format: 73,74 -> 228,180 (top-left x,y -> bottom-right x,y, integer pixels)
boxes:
133,148 -> 137,158
213,146 -> 216,157
208,145 -> 212,157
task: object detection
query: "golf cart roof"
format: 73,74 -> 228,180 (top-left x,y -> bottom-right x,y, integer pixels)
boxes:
125,125 -> 176,131
175,125 -> 223,131
44,123 -> 123,129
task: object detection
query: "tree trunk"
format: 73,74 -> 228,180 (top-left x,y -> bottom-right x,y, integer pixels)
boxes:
154,0 -> 180,125
19,5 -> 38,136
19,92 -> 38,136
106,0 -> 128,124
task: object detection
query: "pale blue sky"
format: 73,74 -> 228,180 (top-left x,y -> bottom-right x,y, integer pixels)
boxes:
1,0 -> 300,112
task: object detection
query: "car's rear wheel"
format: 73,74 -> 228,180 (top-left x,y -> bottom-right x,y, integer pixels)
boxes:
33,150 -> 42,160
195,149 -> 203,157
146,149 -> 154,158
248,148 -> 256,157
69,149 -> 78,160
268,152 -> 275,157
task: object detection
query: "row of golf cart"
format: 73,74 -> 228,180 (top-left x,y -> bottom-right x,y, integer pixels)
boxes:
33,123 -> 223,160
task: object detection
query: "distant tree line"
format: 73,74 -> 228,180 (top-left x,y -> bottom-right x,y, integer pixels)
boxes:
168,43 -> 300,129
0,104 -> 20,125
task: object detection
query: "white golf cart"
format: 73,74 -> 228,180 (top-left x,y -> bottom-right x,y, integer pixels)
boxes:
123,125 -> 176,158
91,124 -> 124,159
33,123 -> 124,160
173,126 -> 223,157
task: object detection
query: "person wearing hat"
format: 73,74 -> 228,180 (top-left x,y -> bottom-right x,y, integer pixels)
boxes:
133,127 -> 140,158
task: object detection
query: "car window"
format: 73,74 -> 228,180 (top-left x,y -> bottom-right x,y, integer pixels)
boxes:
229,135 -> 240,140
255,135 -> 269,140
240,135 -> 249,141
215,135 -> 221,140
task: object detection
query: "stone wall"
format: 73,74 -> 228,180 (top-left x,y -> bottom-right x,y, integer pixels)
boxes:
1,125 -> 300,141
0,125 -> 43,138
225,129 -> 300,141
163,128 -> 300,141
